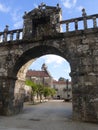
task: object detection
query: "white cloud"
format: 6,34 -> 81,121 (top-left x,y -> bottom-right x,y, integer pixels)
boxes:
13,21 -> 23,28
0,3 -> 10,13
77,6 -> 84,11
43,55 -> 65,65
61,0 -> 77,8
33,3 -> 38,8
10,9 -> 23,28
64,67 -> 71,73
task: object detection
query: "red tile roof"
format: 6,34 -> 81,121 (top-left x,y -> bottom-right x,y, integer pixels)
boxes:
26,70 -> 50,78
53,80 -> 72,85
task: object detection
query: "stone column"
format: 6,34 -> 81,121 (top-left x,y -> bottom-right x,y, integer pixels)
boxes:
93,17 -> 97,28
82,8 -> 87,29
0,76 -> 16,115
71,58 -> 98,122
66,22 -> 69,32
75,20 -> 78,30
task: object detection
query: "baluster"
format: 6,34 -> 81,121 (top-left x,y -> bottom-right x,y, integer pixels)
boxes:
3,25 -> 9,42
66,22 -> 69,32
3,32 -> 7,42
82,8 -> 87,17
75,20 -> 78,30
10,32 -> 13,41
82,8 -> 87,29
0,35 -> 1,43
16,31 -> 20,40
93,17 -> 97,28
83,17 -> 87,29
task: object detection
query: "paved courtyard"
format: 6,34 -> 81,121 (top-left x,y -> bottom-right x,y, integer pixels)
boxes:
0,100 -> 98,130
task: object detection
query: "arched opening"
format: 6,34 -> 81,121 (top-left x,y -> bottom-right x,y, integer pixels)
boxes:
13,45 -> 72,117
28,54 -> 72,100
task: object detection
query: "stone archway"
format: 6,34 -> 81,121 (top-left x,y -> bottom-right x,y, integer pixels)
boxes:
0,3 -> 98,123
14,45 -> 70,105
0,29 -> 98,123
14,59 -> 35,107
10,38 -> 98,122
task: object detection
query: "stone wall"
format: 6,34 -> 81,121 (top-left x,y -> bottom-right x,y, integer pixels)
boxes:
0,29 -> 98,122
0,4 -> 98,122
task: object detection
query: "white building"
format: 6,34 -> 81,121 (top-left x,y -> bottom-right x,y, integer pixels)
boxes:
15,63 -> 72,101
53,80 -> 72,100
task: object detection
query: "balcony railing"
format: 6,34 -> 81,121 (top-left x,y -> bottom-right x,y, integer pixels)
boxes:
60,13 -> 98,32
0,9 -> 98,43
0,29 -> 23,43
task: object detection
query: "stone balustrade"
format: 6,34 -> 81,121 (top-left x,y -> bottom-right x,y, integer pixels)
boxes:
0,29 -> 23,43
60,14 -> 98,32
0,13 -> 98,43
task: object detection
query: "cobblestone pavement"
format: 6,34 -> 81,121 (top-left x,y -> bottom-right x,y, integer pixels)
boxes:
0,100 -> 98,130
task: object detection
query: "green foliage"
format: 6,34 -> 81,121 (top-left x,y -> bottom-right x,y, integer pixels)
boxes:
37,84 -> 44,95
49,88 -> 56,96
25,80 -> 56,102
44,87 -> 51,97
25,79 -> 34,87
25,80 -> 38,95
58,77 -> 66,81
25,79 -> 38,104
44,87 -> 56,98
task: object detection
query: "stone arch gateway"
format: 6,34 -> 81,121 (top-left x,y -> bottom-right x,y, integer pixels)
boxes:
0,4 -> 98,123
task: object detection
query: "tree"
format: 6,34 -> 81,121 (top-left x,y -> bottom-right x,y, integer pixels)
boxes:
43,87 -> 56,99
25,80 -> 38,104
37,84 -> 44,103
44,87 -> 51,98
58,77 -> 66,81
49,88 -> 56,97
25,80 -> 56,104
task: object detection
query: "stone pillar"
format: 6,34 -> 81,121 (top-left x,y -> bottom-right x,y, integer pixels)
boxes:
0,76 -> 16,115
71,64 -> 98,122
75,20 -> 78,30
82,8 -> 87,29
13,79 -> 25,114
66,22 -> 69,32
93,17 -> 97,28
10,32 -> 13,41
83,18 -> 87,29
16,31 -> 20,40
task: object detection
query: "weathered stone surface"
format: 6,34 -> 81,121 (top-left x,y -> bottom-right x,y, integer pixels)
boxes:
0,3 -> 98,123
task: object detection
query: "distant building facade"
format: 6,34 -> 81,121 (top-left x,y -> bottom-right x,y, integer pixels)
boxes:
16,63 -> 72,101
25,63 -> 72,101
26,63 -> 53,87
53,80 -> 72,100
24,63 -> 53,101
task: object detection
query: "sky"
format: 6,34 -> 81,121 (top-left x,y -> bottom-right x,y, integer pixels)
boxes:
0,0 -> 98,81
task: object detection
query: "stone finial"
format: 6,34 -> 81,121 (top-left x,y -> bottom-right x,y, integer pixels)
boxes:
41,63 -> 47,71
57,3 -> 60,9
82,8 -> 87,17
24,11 -> 27,15
4,25 -> 9,32
38,2 -> 46,9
